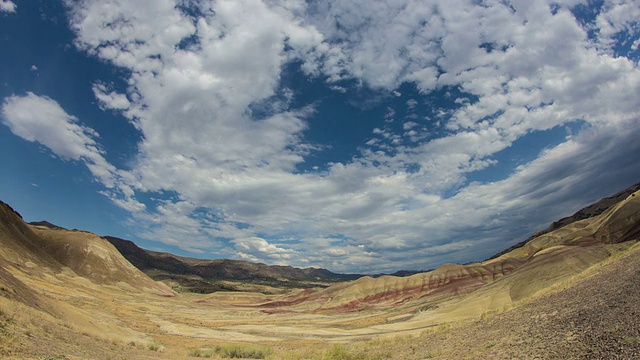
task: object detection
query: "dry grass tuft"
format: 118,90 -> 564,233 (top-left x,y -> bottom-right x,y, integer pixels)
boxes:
188,344 -> 272,359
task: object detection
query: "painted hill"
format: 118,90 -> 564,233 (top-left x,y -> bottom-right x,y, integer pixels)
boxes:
487,181 -> 640,260
0,183 -> 639,359
104,236 -> 362,293
262,183 -> 640,312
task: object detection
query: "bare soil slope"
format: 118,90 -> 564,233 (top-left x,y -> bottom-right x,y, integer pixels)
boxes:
0,200 -> 173,302
0,184 -> 638,359
363,241 -> 640,359
267,188 -> 640,313
30,226 -> 174,293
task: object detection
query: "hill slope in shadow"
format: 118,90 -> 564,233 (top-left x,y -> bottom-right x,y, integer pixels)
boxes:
104,235 -> 362,293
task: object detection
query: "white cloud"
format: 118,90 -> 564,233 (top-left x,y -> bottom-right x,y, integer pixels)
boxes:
92,83 -> 131,111
1,92 -> 145,215
52,0 -> 640,272
0,0 -> 16,13
232,237 -> 296,264
403,121 -> 418,130
595,0 -> 640,52
1,93 -> 102,161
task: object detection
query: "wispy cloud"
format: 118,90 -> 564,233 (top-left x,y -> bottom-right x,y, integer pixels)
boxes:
2,93 -> 103,162
1,92 -> 145,214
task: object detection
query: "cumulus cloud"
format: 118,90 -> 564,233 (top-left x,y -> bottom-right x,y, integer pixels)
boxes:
0,0 -> 16,13
50,0 -> 640,272
232,237 -> 296,264
595,0 -> 640,52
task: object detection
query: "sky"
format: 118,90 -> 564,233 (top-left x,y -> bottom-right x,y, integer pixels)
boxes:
1,0 -> 639,274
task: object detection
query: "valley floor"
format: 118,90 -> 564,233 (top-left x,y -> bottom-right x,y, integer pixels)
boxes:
1,242 -> 639,359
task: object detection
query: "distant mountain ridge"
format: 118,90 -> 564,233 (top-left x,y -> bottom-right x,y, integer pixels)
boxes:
28,220 -> 66,230
104,236 -> 362,293
24,222 -> 365,292
15,180 -> 640,297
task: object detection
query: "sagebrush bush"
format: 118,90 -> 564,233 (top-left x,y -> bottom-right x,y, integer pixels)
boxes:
188,344 -> 272,359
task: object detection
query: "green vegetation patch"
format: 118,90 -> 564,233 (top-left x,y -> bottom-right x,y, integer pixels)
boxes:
307,342 -> 394,360
147,341 -> 162,351
0,308 -> 13,338
189,344 -> 272,359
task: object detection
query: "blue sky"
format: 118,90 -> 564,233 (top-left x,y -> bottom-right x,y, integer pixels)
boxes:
1,0 -> 639,273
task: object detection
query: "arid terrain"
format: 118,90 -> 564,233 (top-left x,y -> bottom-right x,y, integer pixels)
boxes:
1,183 -> 639,359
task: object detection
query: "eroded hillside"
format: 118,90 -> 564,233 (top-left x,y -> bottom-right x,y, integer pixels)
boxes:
0,183 -> 638,359
260,187 -> 640,314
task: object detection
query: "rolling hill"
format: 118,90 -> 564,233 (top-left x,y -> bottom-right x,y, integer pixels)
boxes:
0,181 -> 638,359
0,200 -> 174,297
261,182 -> 640,313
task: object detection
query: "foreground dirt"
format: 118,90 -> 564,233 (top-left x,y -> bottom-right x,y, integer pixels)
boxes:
370,243 -> 640,359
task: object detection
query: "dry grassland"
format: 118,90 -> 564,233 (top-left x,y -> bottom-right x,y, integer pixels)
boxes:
0,242 -> 638,359
1,191 -> 639,359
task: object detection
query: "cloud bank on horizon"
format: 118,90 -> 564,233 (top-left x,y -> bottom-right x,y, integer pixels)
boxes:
1,0 -> 640,273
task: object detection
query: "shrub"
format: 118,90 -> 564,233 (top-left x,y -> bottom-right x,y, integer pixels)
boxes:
188,347 -> 213,358
320,344 -> 349,360
189,344 -> 272,359
221,345 -> 271,358
148,341 -> 162,351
